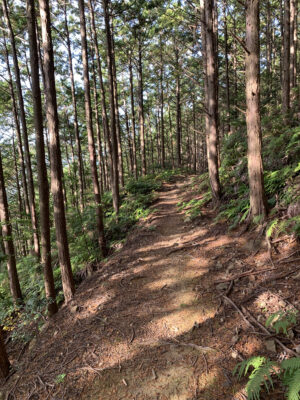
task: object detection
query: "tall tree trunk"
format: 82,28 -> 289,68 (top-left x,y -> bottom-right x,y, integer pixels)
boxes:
290,0 -> 297,105
63,1 -> 85,212
266,0 -> 272,99
223,0 -> 231,134
175,46 -> 182,167
192,97 -> 197,173
102,0 -> 120,214
0,148 -> 22,303
124,96 -> 134,175
137,37 -> 146,175
200,0 -> 209,174
282,0 -> 290,114
3,36 -> 30,221
90,51 -> 104,195
12,137 -> 25,252
129,56 -> 138,179
245,0 -> 268,220
38,0 -> 75,303
110,18 -> 124,186
78,0 -> 107,257
233,17 -> 238,120
159,36 -> 165,168
2,0 -> 40,258
204,0 -> 221,202
26,0 -> 57,316
88,0 -> 114,191
0,329 -> 10,379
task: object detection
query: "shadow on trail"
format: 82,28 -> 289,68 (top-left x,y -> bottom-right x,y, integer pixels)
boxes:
2,180 -> 284,400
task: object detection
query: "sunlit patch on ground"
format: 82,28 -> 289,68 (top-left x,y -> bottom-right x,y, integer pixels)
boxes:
6,178 -> 298,400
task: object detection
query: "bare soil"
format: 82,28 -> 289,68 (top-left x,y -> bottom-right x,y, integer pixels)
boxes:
2,176 -> 300,399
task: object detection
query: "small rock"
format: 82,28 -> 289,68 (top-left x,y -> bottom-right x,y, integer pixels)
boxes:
226,263 -> 235,275
39,321 -> 50,333
265,340 -> 276,352
294,344 -> 300,354
231,335 -> 239,345
256,260 -> 265,267
231,350 -> 238,359
70,305 -> 80,313
192,322 -> 200,330
216,261 -> 223,269
287,201 -> 300,218
28,338 -> 37,351
243,240 -> 255,251
216,282 -> 228,291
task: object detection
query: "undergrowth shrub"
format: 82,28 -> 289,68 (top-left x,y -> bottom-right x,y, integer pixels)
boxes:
215,123 -> 300,228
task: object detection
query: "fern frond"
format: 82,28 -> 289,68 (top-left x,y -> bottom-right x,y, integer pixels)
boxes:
266,310 -> 298,335
281,358 -> 300,375
285,369 -> 300,400
233,356 -> 267,380
247,359 -> 277,400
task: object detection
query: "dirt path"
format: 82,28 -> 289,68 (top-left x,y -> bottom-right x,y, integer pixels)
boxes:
79,179 -> 223,400
4,177 -> 299,399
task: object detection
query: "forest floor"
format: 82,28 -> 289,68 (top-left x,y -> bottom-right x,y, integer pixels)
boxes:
3,176 -> 300,400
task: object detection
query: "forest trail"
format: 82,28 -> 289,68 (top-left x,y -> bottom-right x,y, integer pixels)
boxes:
6,176 -> 296,400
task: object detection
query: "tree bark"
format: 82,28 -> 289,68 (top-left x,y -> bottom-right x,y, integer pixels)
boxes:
3,36 -> 30,223
282,0 -> 290,114
159,36 -> 165,169
0,329 -> 10,379
123,96 -> 134,175
129,56 -> 138,179
223,0 -> 231,134
102,0 -> 120,214
78,0 -> 107,257
290,0 -> 297,104
63,1 -> 85,212
27,0 -> 57,315
110,18 -> 124,187
2,0 -> 40,258
245,0 -> 268,220
88,0 -> 114,191
90,50 -> 104,195
175,46 -> 181,167
0,148 -> 22,303
204,0 -> 222,202
137,37 -> 147,175
38,0 -> 75,302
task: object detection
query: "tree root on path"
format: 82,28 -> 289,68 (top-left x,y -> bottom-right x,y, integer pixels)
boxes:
222,295 -> 298,357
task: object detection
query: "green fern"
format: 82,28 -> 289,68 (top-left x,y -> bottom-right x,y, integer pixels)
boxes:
234,356 -> 277,400
266,310 -> 298,335
234,356 -> 267,379
281,358 -> 300,375
235,356 -> 300,400
283,369 -> 300,400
